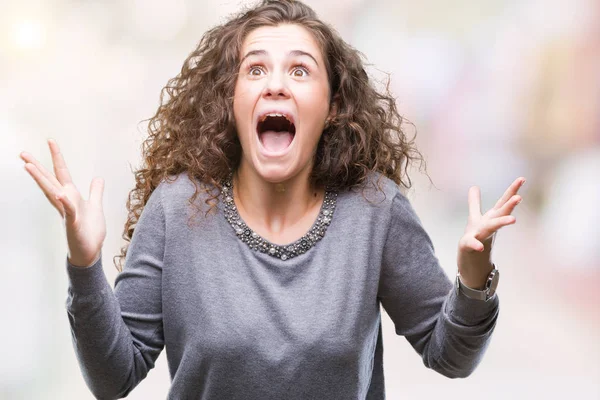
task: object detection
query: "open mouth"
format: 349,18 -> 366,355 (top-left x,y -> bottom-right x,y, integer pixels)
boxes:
257,113 -> 296,153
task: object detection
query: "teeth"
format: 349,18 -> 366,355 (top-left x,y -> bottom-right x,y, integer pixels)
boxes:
259,113 -> 292,122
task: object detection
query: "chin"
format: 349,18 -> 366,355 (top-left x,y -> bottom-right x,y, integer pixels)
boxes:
246,140 -> 299,184
252,163 -> 297,184
251,154 -> 314,185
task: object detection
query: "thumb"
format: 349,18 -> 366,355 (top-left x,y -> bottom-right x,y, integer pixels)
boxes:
89,177 -> 104,206
460,236 -> 485,253
56,191 -> 77,224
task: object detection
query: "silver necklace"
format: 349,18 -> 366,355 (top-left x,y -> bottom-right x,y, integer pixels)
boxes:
221,173 -> 338,261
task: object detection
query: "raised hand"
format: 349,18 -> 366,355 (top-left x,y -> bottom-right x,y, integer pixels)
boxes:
20,139 -> 106,268
457,177 -> 526,288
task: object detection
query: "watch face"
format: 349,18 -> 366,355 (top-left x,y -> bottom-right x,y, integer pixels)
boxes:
455,275 -> 460,296
488,269 -> 500,294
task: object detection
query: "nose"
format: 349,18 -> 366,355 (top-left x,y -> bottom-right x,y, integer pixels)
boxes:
262,72 -> 290,99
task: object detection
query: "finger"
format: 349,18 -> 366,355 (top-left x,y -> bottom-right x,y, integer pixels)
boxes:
468,186 -> 481,218
478,215 -> 516,238
24,162 -> 66,216
493,177 -> 526,210
56,190 -> 77,223
460,236 -> 485,252
492,194 -> 522,217
89,177 -> 104,206
48,139 -> 74,186
20,151 -> 63,190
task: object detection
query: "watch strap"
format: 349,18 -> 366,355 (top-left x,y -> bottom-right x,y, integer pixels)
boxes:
455,266 -> 499,302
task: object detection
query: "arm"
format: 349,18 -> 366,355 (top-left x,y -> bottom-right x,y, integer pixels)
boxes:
65,183 -> 166,399
378,192 -> 499,378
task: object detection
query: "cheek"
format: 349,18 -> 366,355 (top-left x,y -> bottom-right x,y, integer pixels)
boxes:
297,86 -> 330,130
233,88 -> 253,131
233,80 -> 261,123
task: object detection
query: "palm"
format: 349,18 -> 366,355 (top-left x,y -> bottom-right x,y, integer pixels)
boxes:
459,177 -> 525,254
456,177 -> 525,286
463,208 -> 498,250
63,182 -> 106,263
21,139 -> 106,267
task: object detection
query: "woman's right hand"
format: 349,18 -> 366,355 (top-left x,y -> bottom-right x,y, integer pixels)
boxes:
20,139 -> 106,268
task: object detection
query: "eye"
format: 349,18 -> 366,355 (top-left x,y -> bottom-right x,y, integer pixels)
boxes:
248,65 -> 265,76
291,65 -> 309,77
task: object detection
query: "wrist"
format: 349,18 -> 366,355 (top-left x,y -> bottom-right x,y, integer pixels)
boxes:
457,274 -> 487,290
68,252 -> 101,268
458,263 -> 494,289
455,265 -> 500,302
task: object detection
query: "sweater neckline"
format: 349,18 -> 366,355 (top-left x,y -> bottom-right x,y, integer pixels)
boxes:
220,172 -> 338,261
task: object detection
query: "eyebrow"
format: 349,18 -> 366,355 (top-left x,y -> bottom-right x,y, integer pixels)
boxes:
240,49 -> 320,67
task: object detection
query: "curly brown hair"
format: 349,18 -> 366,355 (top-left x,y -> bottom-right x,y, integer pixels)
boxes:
113,0 -> 427,272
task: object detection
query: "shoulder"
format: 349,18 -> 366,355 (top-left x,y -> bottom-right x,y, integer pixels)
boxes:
157,171 -> 216,200
360,171 -> 424,235
336,171 -> 416,238
348,170 -> 410,212
154,172 -> 220,217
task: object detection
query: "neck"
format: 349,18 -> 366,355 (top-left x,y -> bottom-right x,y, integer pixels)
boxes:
233,163 -> 324,236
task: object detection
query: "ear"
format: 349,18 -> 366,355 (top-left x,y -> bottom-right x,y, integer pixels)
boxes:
329,96 -> 338,116
326,98 -> 338,125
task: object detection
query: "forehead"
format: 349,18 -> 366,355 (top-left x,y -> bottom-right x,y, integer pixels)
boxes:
241,24 -> 322,59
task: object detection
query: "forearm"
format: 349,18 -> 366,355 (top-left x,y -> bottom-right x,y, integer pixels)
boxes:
65,255 -> 154,399
415,288 -> 499,378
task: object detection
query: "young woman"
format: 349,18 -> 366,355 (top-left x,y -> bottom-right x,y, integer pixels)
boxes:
20,0 -> 525,398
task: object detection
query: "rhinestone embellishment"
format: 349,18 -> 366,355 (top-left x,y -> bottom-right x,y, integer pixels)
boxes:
221,173 -> 338,261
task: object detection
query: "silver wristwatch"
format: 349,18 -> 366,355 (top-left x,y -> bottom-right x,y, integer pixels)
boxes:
455,265 -> 499,302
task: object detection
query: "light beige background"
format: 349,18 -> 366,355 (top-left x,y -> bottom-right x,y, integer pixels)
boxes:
3,0 -> 599,399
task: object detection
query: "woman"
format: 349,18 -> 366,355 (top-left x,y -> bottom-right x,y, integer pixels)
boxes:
20,0 -> 525,399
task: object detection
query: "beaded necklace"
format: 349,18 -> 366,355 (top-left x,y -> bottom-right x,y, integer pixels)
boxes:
221,173 -> 338,261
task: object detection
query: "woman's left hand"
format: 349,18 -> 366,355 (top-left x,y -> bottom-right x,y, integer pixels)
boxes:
457,177 -> 526,289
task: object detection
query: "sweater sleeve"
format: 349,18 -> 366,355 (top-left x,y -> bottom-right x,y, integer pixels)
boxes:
378,191 -> 499,379
65,183 -> 166,399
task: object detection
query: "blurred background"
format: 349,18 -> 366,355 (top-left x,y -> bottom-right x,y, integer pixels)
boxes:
2,0 -> 599,398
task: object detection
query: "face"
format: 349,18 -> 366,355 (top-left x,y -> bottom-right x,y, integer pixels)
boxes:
233,24 -> 331,184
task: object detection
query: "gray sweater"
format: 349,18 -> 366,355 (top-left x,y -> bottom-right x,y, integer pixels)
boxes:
65,172 -> 499,400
